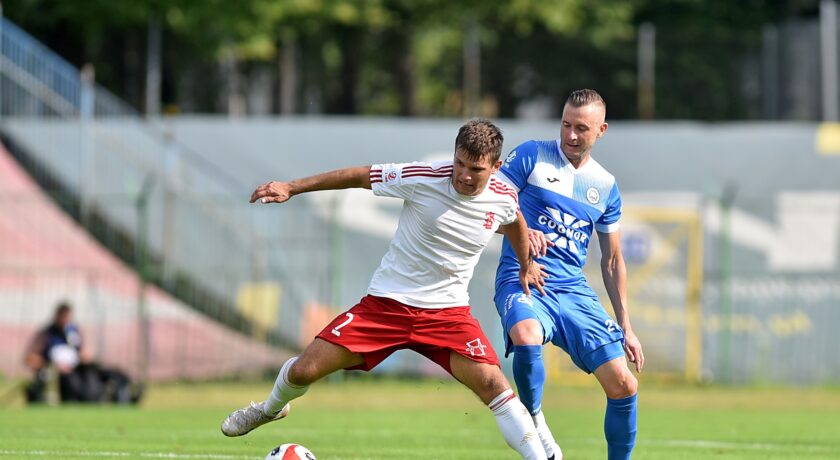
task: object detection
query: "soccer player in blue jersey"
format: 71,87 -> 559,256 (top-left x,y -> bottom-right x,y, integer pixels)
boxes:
494,89 -> 644,460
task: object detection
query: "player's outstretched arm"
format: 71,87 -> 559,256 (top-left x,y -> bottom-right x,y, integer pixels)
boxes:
598,229 -> 645,373
500,210 -> 544,296
250,166 -> 373,204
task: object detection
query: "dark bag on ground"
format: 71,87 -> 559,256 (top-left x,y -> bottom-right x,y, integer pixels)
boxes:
25,363 -> 143,404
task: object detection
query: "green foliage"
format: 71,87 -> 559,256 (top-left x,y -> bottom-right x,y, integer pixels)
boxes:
0,0 -> 818,119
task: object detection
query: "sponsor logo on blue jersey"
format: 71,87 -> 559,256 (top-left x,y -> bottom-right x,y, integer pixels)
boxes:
536,206 -> 590,255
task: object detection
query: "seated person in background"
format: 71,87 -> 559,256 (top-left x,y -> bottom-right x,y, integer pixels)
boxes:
24,302 -> 92,402
24,301 -> 141,404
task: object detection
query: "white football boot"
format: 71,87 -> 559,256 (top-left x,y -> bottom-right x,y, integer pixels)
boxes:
547,442 -> 563,460
221,401 -> 290,437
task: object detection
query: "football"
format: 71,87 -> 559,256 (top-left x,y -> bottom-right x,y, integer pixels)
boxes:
265,443 -> 316,460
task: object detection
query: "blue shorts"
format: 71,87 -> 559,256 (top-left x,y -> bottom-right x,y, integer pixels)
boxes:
494,283 -> 626,374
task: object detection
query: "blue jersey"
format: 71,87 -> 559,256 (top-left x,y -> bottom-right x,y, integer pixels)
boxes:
494,140 -> 622,295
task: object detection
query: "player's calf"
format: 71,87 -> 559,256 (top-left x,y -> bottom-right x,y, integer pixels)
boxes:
489,389 -> 548,460
450,355 -> 546,459
595,358 -> 638,460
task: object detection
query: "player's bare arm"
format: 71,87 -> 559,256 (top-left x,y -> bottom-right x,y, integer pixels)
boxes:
22,333 -> 46,370
527,228 -> 555,258
498,225 -> 550,294
499,226 -> 555,258
499,210 -> 543,296
598,229 -> 645,373
250,166 -> 373,204
522,229 -> 553,294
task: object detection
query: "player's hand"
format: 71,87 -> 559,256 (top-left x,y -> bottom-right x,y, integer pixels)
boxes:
623,327 -> 645,373
518,266 -> 532,297
528,229 -> 554,258
523,260 -> 548,296
250,181 -> 293,204
55,363 -> 75,374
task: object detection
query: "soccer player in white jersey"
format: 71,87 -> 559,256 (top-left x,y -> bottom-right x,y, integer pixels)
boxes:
221,120 -> 548,459
493,89 -> 644,460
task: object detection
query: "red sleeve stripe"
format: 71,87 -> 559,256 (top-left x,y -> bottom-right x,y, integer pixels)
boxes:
489,177 -> 514,192
489,183 -> 514,193
370,165 -> 452,183
402,171 -> 452,179
403,166 -> 452,171
495,192 -> 518,203
489,178 -> 513,189
403,165 -> 452,172
403,168 -> 451,173
402,174 -> 451,180
403,168 -> 452,175
488,184 -> 518,203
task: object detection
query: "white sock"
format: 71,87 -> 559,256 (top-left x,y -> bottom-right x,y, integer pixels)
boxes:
489,390 -> 547,460
533,410 -> 562,459
263,357 -> 309,416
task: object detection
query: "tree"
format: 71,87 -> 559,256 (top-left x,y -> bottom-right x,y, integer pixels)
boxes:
3,0 -> 816,119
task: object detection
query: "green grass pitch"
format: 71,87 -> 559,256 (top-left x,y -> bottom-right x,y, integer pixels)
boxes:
1,379 -> 839,459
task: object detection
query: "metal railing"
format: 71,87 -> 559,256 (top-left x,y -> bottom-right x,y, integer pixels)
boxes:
0,16 -> 323,351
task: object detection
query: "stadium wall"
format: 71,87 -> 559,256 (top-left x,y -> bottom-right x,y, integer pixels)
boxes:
7,117 -> 837,384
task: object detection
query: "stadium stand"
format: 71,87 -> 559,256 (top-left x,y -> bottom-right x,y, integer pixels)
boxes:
0,141 -> 287,380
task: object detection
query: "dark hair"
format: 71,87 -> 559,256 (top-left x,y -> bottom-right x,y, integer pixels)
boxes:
565,88 -> 606,109
55,301 -> 71,316
454,119 -> 504,163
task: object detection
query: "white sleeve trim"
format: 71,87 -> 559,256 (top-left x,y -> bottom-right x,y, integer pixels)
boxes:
595,221 -> 620,233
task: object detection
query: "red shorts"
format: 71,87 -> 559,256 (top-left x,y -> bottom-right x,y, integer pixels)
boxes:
316,295 -> 500,374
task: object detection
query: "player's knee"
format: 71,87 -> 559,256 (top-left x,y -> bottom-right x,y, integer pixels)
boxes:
287,360 -> 319,386
508,320 -> 542,345
605,371 -> 637,399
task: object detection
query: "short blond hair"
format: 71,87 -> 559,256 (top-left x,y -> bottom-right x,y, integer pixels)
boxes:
566,89 -> 605,109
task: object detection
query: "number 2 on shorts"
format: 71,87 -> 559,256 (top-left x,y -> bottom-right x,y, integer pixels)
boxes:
331,312 -> 354,336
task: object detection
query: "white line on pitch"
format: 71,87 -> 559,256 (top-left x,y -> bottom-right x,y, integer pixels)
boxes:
643,439 -> 835,452
0,450 -> 254,459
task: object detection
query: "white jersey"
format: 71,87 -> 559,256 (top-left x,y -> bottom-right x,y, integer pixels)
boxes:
367,160 -> 519,309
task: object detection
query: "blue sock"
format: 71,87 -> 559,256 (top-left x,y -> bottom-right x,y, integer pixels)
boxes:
512,345 -> 544,415
605,394 -> 637,460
